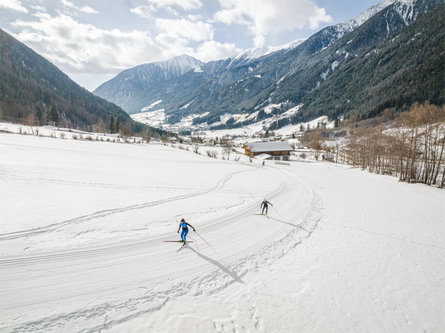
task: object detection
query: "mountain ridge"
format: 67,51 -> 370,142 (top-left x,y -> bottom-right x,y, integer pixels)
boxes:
0,29 -> 138,131
93,0 -> 443,132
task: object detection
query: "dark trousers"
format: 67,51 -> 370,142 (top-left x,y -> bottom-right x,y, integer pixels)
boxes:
262,205 -> 268,214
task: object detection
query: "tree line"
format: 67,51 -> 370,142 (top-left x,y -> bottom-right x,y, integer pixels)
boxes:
336,103 -> 445,187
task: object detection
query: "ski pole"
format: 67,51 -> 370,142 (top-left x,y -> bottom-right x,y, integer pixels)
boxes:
194,231 -> 225,263
272,205 -> 283,218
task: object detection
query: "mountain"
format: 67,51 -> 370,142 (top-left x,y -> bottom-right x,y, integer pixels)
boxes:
94,0 -> 444,131
288,0 -> 445,125
190,0 -> 444,128
93,0 -> 401,122
94,41 -> 310,118
0,29 -> 139,131
94,55 -> 205,115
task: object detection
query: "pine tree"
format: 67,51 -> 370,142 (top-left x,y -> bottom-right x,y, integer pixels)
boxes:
110,115 -> 115,133
46,105 -> 59,125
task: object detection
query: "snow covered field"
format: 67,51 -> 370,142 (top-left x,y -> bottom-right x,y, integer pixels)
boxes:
1,133 -> 444,332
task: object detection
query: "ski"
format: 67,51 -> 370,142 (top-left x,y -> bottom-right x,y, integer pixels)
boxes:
177,242 -> 188,252
163,240 -> 194,243
253,213 -> 269,218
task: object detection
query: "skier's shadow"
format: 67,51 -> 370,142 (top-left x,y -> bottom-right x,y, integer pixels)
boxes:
186,246 -> 244,284
268,216 -> 309,232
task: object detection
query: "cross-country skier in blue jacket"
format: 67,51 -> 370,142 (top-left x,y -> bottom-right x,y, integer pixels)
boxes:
177,218 -> 195,242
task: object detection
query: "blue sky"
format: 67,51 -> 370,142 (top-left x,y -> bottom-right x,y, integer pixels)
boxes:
0,0 -> 382,90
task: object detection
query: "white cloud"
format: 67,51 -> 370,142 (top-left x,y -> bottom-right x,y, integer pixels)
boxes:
11,13 -> 162,74
155,18 -> 214,43
194,40 -> 240,62
9,11 -> 231,84
79,6 -> 99,14
131,0 -> 202,17
147,0 -> 202,11
59,1 -> 98,15
61,0 -> 75,9
214,0 -> 332,47
9,10 -> 237,83
130,6 -> 152,19
187,14 -> 203,22
0,0 -> 28,13
30,4 -> 46,12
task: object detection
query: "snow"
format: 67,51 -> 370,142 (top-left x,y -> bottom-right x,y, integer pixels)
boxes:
194,107 -> 331,139
219,113 -> 234,125
141,99 -> 162,112
153,54 -> 203,77
338,0 -> 397,33
180,101 -> 194,110
263,103 -> 284,114
321,68 -> 330,80
162,112 -> 211,132
1,133 -> 444,332
0,122 -> 143,143
271,116 -> 335,137
324,0 -> 416,47
131,109 -> 166,128
228,38 -> 305,66
394,0 -> 417,25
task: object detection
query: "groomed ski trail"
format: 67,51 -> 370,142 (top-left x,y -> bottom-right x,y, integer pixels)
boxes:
1,164 -> 320,332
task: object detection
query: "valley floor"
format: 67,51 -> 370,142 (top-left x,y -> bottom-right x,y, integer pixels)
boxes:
0,133 -> 444,332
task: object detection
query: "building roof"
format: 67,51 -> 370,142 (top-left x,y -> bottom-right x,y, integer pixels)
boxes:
247,141 -> 293,153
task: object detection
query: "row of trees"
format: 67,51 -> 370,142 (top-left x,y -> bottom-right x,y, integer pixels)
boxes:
13,105 -> 61,128
341,103 -> 445,187
19,106 -> 138,136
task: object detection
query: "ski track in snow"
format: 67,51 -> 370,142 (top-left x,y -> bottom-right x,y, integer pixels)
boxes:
2,134 -> 444,332
0,169 -> 253,242
1,163 -> 320,332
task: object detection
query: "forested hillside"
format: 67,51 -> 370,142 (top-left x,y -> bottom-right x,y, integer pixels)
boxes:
0,29 -> 149,133
287,1 -> 445,125
94,0 -> 444,131
193,0 -> 444,129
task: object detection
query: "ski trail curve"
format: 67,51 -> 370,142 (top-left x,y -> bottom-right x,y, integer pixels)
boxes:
0,169 -> 285,267
0,168 -> 252,241
1,165 -> 324,333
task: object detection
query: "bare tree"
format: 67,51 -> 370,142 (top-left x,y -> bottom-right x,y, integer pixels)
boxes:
25,113 -> 36,135
222,140 -> 234,160
96,118 -> 107,133
206,150 -> 218,158
310,133 -> 324,161
339,102 -> 445,187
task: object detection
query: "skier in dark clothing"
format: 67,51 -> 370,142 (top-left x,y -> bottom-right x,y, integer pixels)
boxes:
177,218 -> 195,242
260,199 -> 273,215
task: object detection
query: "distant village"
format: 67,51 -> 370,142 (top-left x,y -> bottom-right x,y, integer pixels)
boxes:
2,100 -> 444,188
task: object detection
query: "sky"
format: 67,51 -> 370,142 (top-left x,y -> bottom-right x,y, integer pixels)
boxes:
0,0 -> 382,91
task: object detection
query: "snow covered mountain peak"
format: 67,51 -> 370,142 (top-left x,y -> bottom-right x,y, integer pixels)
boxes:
152,54 -> 203,76
229,38 -> 306,66
326,0 -> 424,44
337,0 -> 397,33
344,0 -> 428,28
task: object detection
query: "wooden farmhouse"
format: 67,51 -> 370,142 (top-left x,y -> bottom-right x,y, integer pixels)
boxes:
244,141 -> 294,158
